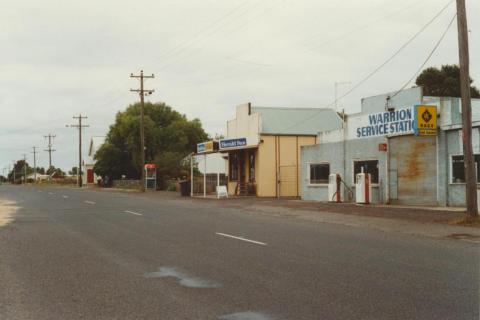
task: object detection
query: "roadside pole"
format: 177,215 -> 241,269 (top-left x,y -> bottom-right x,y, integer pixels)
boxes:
456,0 -> 478,219
203,153 -> 206,198
130,70 -> 155,193
66,115 -> 89,188
23,154 -> 27,184
190,154 -> 194,197
32,146 -> 38,183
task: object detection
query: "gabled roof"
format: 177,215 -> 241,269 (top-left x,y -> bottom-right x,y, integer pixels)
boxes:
251,106 -> 343,135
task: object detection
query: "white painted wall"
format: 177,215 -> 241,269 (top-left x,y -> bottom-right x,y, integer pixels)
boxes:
226,103 -> 260,146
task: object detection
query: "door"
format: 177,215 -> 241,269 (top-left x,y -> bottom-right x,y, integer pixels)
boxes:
87,169 -> 94,184
388,135 -> 437,205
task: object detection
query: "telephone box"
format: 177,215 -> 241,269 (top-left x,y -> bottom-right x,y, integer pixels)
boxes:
144,164 -> 157,190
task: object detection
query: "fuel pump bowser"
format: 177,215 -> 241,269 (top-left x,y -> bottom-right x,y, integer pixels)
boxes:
355,173 -> 371,204
328,173 -> 342,203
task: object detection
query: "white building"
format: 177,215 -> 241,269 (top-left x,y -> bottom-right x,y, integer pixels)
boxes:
82,136 -> 105,185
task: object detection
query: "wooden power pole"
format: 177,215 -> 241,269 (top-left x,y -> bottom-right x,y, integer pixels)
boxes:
67,114 -> 89,188
130,70 -> 154,192
31,146 -> 38,183
456,0 -> 478,219
43,133 -> 56,170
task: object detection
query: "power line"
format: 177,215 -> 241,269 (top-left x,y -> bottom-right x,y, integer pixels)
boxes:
303,0 -> 427,51
328,0 -> 454,109
156,1 -> 284,71
277,0 -> 455,134
388,13 -> 457,101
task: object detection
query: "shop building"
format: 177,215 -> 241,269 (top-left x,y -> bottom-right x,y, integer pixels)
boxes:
222,103 -> 342,197
300,87 -> 480,207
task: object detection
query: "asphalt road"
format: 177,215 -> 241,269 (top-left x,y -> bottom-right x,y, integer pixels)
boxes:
0,185 -> 478,320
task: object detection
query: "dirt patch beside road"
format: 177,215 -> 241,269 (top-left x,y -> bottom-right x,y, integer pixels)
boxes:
0,199 -> 18,227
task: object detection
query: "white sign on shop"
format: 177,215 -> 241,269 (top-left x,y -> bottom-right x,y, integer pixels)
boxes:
347,107 -> 414,139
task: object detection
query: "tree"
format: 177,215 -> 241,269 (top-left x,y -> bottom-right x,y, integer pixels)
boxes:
94,102 -> 209,188
8,160 -> 33,183
416,64 -> 480,98
69,167 -> 78,175
46,166 -> 65,177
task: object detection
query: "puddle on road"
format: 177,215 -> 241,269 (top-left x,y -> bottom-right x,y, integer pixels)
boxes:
144,267 -> 221,288
218,312 -> 274,320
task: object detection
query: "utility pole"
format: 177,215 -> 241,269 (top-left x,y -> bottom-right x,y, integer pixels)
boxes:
456,0 -> 478,219
22,154 -> 27,184
31,146 -> 38,183
67,114 -> 89,188
44,133 -> 56,170
12,161 -> 16,184
130,70 -> 155,192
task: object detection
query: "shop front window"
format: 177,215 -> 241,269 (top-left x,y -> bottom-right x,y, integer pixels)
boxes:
309,163 -> 329,184
353,160 -> 379,184
451,155 -> 480,183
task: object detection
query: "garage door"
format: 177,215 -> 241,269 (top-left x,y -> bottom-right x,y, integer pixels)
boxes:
388,135 -> 437,205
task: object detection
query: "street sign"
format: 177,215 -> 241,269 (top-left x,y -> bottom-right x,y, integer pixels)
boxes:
414,105 -> 437,136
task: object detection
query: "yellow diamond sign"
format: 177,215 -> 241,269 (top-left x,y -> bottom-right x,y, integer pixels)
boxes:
414,105 -> 437,136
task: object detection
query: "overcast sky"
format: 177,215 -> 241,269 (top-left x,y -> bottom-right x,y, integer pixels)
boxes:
1,0 -> 478,172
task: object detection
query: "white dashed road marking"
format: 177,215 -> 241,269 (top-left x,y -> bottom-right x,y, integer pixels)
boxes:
215,232 -> 267,246
84,201 -> 96,205
62,195 -> 69,198
124,210 -> 143,216
48,192 -> 54,195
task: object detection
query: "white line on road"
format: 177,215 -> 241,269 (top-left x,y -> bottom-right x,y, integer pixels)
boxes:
48,192 -> 54,195
124,210 -> 143,216
215,232 -> 267,246
84,200 -> 96,205
62,195 -> 69,199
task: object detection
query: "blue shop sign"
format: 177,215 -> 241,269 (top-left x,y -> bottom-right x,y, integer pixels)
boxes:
220,138 -> 247,149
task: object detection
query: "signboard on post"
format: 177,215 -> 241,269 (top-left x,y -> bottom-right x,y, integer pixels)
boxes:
414,105 -> 437,136
197,141 -> 215,153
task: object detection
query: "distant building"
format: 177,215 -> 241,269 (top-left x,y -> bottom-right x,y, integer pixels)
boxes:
83,136 -> 105,185
221,103 -> 343,197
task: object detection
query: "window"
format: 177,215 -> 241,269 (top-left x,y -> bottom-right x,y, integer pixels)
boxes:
249,152 -> 255,182
309,163 -> 330,184
353,160 -> 379,184
451,155 -> 480,183
229,153 -> 238,181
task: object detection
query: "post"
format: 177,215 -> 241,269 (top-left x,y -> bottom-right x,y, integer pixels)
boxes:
13,161 -> 15,184
140,72 -> 145,192
79,115 -> 82,187
67,115 -> 89,188
203,153 -> 207,198
217,155 -> 220,190
23,154 -> 27,184
44,134 -> 56,170
190,154 -> 194,197
32,146 -> 37,183
456,0 -> 478,219
130,70 -> 154,193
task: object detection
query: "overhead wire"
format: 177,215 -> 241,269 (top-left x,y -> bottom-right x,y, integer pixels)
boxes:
276,0 -> 455,134
388,12 -> 457,100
